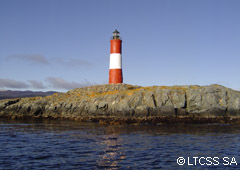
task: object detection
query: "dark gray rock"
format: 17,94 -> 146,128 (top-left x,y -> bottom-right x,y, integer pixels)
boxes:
0,84 -> 240,123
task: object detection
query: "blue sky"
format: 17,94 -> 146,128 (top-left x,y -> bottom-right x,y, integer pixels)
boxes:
0,0 -> 240,92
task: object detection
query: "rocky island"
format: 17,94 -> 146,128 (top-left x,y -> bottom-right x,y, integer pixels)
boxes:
1,84 -> 240,124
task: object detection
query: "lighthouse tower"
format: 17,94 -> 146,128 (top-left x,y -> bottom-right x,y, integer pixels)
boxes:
109,29 -> 123,84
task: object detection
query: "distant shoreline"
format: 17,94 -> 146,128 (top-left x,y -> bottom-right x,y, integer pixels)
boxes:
0,90 -> 57,100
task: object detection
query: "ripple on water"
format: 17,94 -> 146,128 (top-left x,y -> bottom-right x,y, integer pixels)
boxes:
0,121 -> 240,169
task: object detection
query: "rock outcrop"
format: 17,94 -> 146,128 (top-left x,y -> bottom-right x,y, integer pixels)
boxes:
1,84 -> 240,124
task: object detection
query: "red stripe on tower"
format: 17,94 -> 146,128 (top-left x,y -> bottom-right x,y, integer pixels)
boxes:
109,29 -> 123,84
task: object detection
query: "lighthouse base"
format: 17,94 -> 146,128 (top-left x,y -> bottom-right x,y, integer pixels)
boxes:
109,69 -> 123,84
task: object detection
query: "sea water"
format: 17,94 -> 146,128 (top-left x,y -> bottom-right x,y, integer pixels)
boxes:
0,119 -> 240,170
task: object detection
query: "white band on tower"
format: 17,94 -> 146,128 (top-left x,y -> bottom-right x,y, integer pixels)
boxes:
109,53 -> 122,69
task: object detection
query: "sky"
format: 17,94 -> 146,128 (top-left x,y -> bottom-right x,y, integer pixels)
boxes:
0,0 -> 240,92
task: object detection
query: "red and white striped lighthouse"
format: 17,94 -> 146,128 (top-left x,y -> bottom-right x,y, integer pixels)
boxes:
109,29 -> 123,84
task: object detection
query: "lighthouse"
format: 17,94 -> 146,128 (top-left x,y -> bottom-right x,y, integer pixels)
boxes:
109,29 -> 123,84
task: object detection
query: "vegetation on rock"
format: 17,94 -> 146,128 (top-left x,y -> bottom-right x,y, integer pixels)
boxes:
0,84 -> 240,124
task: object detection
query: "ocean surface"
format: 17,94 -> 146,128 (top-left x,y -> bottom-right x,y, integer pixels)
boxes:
0,119 -> 240,170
